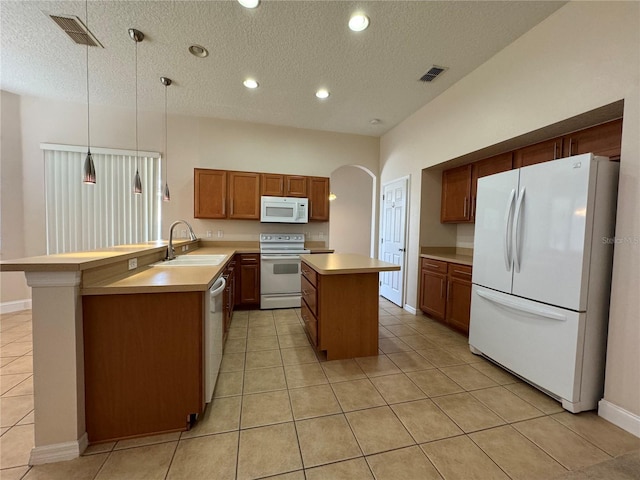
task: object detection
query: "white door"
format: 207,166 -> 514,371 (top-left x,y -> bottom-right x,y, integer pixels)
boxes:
380,177 -> 408,306
472,169 -> 520,294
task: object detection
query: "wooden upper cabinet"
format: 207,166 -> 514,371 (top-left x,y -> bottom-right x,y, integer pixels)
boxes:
513,137 -> 563,168
285,175 -> 308,197
441,164 -> 472,223
308,177 -> 330,222
228,172 -> 261,219
194,169 -> 227,219
563,119 -> 622,160
261,174 -> 284,196
470,152 -> 513,221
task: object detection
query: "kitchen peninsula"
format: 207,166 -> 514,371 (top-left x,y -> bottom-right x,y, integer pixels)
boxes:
300,253 -> 400,360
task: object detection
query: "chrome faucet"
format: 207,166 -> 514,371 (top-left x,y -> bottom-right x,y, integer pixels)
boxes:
167,220 -> 198,260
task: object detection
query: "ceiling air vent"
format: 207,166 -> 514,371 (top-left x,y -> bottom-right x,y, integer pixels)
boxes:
48,14 -> 103,47
419,65 -> 447,83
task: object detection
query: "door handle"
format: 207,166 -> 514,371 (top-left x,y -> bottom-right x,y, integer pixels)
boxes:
512,187 -> 526,273
398,248 -> 405,252
504,189 -> 516,272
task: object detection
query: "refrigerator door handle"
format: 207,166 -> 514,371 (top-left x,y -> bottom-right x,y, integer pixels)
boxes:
504,189 -> 516,271
512,187 -> 526,273
476,289 -> 567,322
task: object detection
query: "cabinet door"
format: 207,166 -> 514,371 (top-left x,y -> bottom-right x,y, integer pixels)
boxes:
441,164 -> 472,223
236,254 -> 260,305
419,269 -> 447,320
446,264 -> 473,335
513,137 -> 563,168
563,119 -> 622,161
470,153 -> 513,221
194,169 -> 227,219
308,177 -> 330,221
228,172 -> 261,219
261,174 -> 284,196
285,175 -> 308,197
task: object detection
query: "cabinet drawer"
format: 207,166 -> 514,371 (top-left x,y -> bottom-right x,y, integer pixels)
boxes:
301,301 -> 317,347
301,262 -> 317,286
239,253 -> 259,264
448,263 -> 472,280
421,258 -> 448,274
301,275 -> 317,316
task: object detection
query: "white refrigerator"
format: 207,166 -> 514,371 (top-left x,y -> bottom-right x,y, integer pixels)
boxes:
469,153 -> 619,413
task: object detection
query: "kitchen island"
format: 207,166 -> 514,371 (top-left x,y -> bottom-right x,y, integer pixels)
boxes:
300,254 -> 400,360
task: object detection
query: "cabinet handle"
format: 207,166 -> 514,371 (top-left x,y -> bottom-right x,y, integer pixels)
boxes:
568,138 -> 573,156
446,282 -> 451,302
553,142 -> 558,160
440,279 -> 445,298
463,197 -> 468,218
471,196 -> 476,219
425,262 -> 441,269
453,269 -> 472,276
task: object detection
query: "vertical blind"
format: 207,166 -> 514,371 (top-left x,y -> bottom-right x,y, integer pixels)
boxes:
42,144 -> 162,254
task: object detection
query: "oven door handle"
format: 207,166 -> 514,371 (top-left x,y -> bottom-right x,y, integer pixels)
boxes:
260,254 -> 301,261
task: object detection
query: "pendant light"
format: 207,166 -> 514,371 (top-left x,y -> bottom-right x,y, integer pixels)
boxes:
160,76 -> 172,202
82,0 -> 95,184
129,28 -> 144,195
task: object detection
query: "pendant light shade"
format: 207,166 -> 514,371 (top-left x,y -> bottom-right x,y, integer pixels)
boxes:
160,76 -> 172,202
129,28 -> 144,195
83,0 -> 95,184
83,150 -> 96,184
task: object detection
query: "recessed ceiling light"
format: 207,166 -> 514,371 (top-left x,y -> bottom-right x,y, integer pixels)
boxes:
315,89 -> 330,99
243,78 -> 259,89
189,44 -> 208,58
370,118 -> 381,125
348,13 -> 369,32
238,0 -> 260,8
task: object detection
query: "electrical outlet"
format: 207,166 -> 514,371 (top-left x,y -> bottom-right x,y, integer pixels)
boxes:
128,258 -> 137,270
206,230 -> 212,238
217,230 -> 224,238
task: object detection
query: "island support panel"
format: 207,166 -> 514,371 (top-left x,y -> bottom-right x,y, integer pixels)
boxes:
83,291 -> 204,443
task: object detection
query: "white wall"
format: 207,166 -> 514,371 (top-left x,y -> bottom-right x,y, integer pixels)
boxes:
381,2 -> 639,423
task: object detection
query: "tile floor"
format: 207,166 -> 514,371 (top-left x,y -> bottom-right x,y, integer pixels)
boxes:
1,299 -> 639,479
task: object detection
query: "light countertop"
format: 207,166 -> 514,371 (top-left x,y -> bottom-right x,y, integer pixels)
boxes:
420,247 -> 473,267
300,253 -> 400,275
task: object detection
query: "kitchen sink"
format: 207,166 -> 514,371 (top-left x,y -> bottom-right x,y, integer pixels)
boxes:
153,254 -> 227,267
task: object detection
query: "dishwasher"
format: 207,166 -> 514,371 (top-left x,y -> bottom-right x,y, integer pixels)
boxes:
205,276 -> 225,403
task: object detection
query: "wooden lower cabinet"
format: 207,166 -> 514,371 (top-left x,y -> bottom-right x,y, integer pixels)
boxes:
223,257 -> 236,337
419,258 -> 473,335
235,253 -> 260,307
301,261 -> 378,360
83,292 -> 205,443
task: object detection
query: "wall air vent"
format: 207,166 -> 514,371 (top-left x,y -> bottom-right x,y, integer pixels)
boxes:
419,65 -> 447,83
48,14 -> 103,47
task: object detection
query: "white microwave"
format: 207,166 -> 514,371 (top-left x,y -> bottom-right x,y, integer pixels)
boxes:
260,196 -> 309,223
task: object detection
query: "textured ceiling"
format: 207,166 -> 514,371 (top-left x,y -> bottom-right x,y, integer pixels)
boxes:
1,1 -> 566,136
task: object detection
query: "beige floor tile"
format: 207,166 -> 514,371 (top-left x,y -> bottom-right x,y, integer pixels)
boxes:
415,347 -> 466,367
241,390 -> 293,429
421,435 -> 510,480
471,386 -> 546,423
387,351 -> 435,373
0,373 -> 30,396
553,449 -> 640,480
114,431 -> 180,450
284,363 -> 327,388
248,325 -> 277,337
246,334 -> 280,352
17,411 -> 34,425
470,361 -> 520,385
321,359 -> 366,383
0,342 -> 32,358
243,366 -> 286,394
237,422 -> 302,480
0,357 -> 19,367
384,324 -> 419,337
378,327 -> 394,339
245,349 -> 283,370
224,337 -> 247,354
406,369 -> 464,397
346,406 -> 415,455
440,364 -> 498,391
167,431 -> 238,480
0,356 -> 32,375
330,379 -> 386,412
432,392 -> 505,433
369,373 -> 426,404
379,315 -> 403,327
289,384 -> 341,420
273,309 -> 300,321
551,411 -> 640,457
1,395 -> 34,427
248,311 -> 275,322
2,376 -> 33,397
213,371 -> 244,398
0,466 -> 30,480
391,399 -> 463,443
305,457 -> 374,480
83,442 -> 115,455
95,441 -> 176,480
470,425 -> 567,480
276,323 -> 306,336
513,416 -> 611,470
0,424 -> 34,469
266,470 -> 306,480
378,337 -> 413,354
227,326 -> 248,339
181,396 -> 241,438
1,426 -> 9,435
22,453 -> 108,480
366,445 -> 442,480
296,414 -> 363,467
505,382 -> 564,414
277,333 -> 311,349
397,334 -> 437,351
0,331 -> 30,346
354,355 -> 401,377
219,352 -> 246,373
280,346 -> 318,366
230,316 -> 249,329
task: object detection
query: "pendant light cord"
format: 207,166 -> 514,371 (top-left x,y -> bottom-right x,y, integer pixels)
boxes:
164,83 -> 168,181
85,0 -> 90,151
135,38 -> 139,171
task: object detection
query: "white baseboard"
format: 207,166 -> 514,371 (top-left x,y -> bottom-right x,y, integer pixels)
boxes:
0,299 -> 32,315
29,433 -> 88,465
598,399 -> 640,438
403,304 -> 417,315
